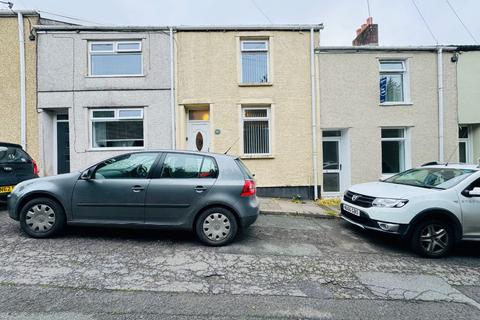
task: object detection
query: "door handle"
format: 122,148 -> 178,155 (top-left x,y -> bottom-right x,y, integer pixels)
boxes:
194,185 -> 207,193
132,185 -> 145,192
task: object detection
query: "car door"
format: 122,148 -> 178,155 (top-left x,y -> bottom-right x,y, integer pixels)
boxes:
71,152 -> 159,223
459,176 -> 480,238
145,153 -> 218,225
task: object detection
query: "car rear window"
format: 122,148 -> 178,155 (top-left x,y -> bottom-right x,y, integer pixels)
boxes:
0,146 -> 31,164
235,159 -> 254,179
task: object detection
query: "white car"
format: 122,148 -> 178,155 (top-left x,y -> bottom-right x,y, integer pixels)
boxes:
341,163 -> 480,258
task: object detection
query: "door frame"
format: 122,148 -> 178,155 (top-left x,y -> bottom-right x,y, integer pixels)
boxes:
53,113 -> 69,175
322,129 -> 351,197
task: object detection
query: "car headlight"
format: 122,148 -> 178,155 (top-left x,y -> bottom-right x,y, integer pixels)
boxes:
372,198 -> 408,208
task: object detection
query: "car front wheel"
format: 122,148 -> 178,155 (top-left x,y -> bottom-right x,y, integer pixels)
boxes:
195,207 -> 238,246
410,219 -> 454,258
19,197 -> 66,238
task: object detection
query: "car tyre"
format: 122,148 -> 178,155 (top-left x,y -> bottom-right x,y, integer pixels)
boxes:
410,219 -> 454,258
195,207 -> 238,246
20,197 -> 66,238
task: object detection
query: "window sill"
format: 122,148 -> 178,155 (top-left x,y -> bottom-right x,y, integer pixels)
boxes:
87,147 -> 145,152
238,83 -> 273,87
240,154 -> 275,159
86,74 -> 145,79
379,102 -> 413,107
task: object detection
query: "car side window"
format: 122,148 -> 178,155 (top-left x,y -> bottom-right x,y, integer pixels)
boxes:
199,157 -> 219,178
467,177 -> 480,190
159,154 -> 218,179
94,153 -> 158,179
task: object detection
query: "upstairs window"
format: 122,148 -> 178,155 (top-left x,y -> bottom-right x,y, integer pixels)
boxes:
379,61 -> 407,103
89,41 -> 142,76
241,40 -> 269,84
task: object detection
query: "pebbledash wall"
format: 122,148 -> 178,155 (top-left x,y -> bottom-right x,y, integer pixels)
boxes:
36,26 -> 173,176
318,47 -> 459,193
0,11 -> 39,161
175,26 -> 323,199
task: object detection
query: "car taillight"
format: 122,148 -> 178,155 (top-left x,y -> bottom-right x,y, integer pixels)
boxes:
241,179 -> 256,197
32,159 -> 39,175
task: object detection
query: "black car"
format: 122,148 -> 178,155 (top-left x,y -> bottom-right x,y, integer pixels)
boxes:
0,142 -> 38,202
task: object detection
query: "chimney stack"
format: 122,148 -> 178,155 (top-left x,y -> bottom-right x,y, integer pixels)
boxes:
352,17 -> 378,46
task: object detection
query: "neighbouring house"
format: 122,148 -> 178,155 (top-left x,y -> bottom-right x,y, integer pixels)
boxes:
175,25 -> 323,199
36,26 -> 174,175
318,46 -> 459,195
0,10 -> 40,161
456,46 -> 480,164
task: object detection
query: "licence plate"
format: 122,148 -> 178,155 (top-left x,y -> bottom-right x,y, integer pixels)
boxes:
343,204 -> 361,216
0,185 -> 14,194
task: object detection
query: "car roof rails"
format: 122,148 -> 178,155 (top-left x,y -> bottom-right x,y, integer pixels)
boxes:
421,161 -> 439,167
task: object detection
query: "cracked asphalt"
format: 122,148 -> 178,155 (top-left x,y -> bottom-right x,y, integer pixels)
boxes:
1,207 -> 480,319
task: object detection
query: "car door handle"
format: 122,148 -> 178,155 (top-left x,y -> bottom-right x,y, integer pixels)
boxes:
194,186 -> 207,193
131,185 -> 145,192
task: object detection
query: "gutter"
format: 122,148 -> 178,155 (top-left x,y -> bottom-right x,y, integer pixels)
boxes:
437,48 -> 445,162
17,12 -> 27,150
317,46 -> 457,53
169,27 -> 176,149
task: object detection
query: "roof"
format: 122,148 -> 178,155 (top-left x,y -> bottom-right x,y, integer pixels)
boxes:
34,24 -> 324,32
0,142 -> 22,149
317,46 -> 457,53
0,9 -> 38,16
423,164 -> 480,170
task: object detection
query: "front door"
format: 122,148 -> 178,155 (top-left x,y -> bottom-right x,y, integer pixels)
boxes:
71,152 -> 159,223
56,114 -> 70,174
322,130 -> 347,195
460,177 -> 480,237
187,110 -> 210,152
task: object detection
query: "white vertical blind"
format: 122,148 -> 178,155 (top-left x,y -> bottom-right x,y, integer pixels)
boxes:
242,108 -> 270,154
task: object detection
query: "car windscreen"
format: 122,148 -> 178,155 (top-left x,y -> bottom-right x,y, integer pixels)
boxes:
235,159 -> 254,179
384,168 -> 476,189
0,146 -> 31,164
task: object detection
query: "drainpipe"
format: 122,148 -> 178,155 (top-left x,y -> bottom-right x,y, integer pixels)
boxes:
17,12 -> 27,150
310,28 -> 319,200
169,27 -> 176,149
437,47 -> 444,162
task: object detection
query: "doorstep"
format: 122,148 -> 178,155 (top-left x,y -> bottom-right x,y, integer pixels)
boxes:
259,197 -> 339,219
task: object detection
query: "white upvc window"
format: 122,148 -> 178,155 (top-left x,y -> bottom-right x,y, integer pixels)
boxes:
381,128 -> 410,175
459,126 -> 472,163
379,60 -> 409,104
241,40 -> 269,84
242,107 -> 271,155
90,108 -> 144,149
88,40 -> 143,76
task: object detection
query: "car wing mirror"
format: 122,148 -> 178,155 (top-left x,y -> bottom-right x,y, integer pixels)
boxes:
80,168 -> 94,180
468,187 -> 480,197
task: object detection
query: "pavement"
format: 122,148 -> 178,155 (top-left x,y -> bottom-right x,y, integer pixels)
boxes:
259,197 -> 337,217
0,206 -> 480,319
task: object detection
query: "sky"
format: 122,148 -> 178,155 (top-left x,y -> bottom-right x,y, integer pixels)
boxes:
6,0 -> 480,46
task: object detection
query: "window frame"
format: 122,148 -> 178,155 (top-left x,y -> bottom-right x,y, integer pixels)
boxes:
155,153 -> 219,179
88,40 -> 143,77
379,59 -> 410,105
241,106 -> 272,157
240,39 -> 270,85
459,125 -> 473,163
89,107 -> 145,151
380,127 -> 411,177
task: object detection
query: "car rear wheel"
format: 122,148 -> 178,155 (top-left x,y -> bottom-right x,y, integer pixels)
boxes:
410,219 -> 454,258
195,207 -> 238,246
20,197 -> 65,238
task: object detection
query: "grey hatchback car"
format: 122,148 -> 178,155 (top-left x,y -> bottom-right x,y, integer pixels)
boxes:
7,151 -> 259,246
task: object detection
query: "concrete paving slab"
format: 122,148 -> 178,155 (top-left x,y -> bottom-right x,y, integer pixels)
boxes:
259,197 -> 336,218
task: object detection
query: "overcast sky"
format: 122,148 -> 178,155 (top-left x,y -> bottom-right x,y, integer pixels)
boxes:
7,0 -> 480,46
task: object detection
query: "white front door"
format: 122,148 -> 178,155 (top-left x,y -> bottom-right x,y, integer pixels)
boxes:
322,130 -> 350,195
187,122 -> 210,152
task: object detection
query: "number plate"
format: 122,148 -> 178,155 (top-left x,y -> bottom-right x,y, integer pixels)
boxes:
343,204 -> 361,216
0,185 -> 14,194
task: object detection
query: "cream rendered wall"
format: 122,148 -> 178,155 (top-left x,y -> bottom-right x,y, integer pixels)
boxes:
0,15 -> 39,161
176,30 -> 320,188
458,51 -> 480,124
319,51 -> 458,185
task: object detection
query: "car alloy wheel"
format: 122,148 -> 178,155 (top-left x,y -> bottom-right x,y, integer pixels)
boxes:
202,212 -> 231,242
25,204 -> 56,233
419,224 -> 449,255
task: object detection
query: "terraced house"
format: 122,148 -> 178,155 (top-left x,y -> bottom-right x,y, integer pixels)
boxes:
36,26 -> 174,175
